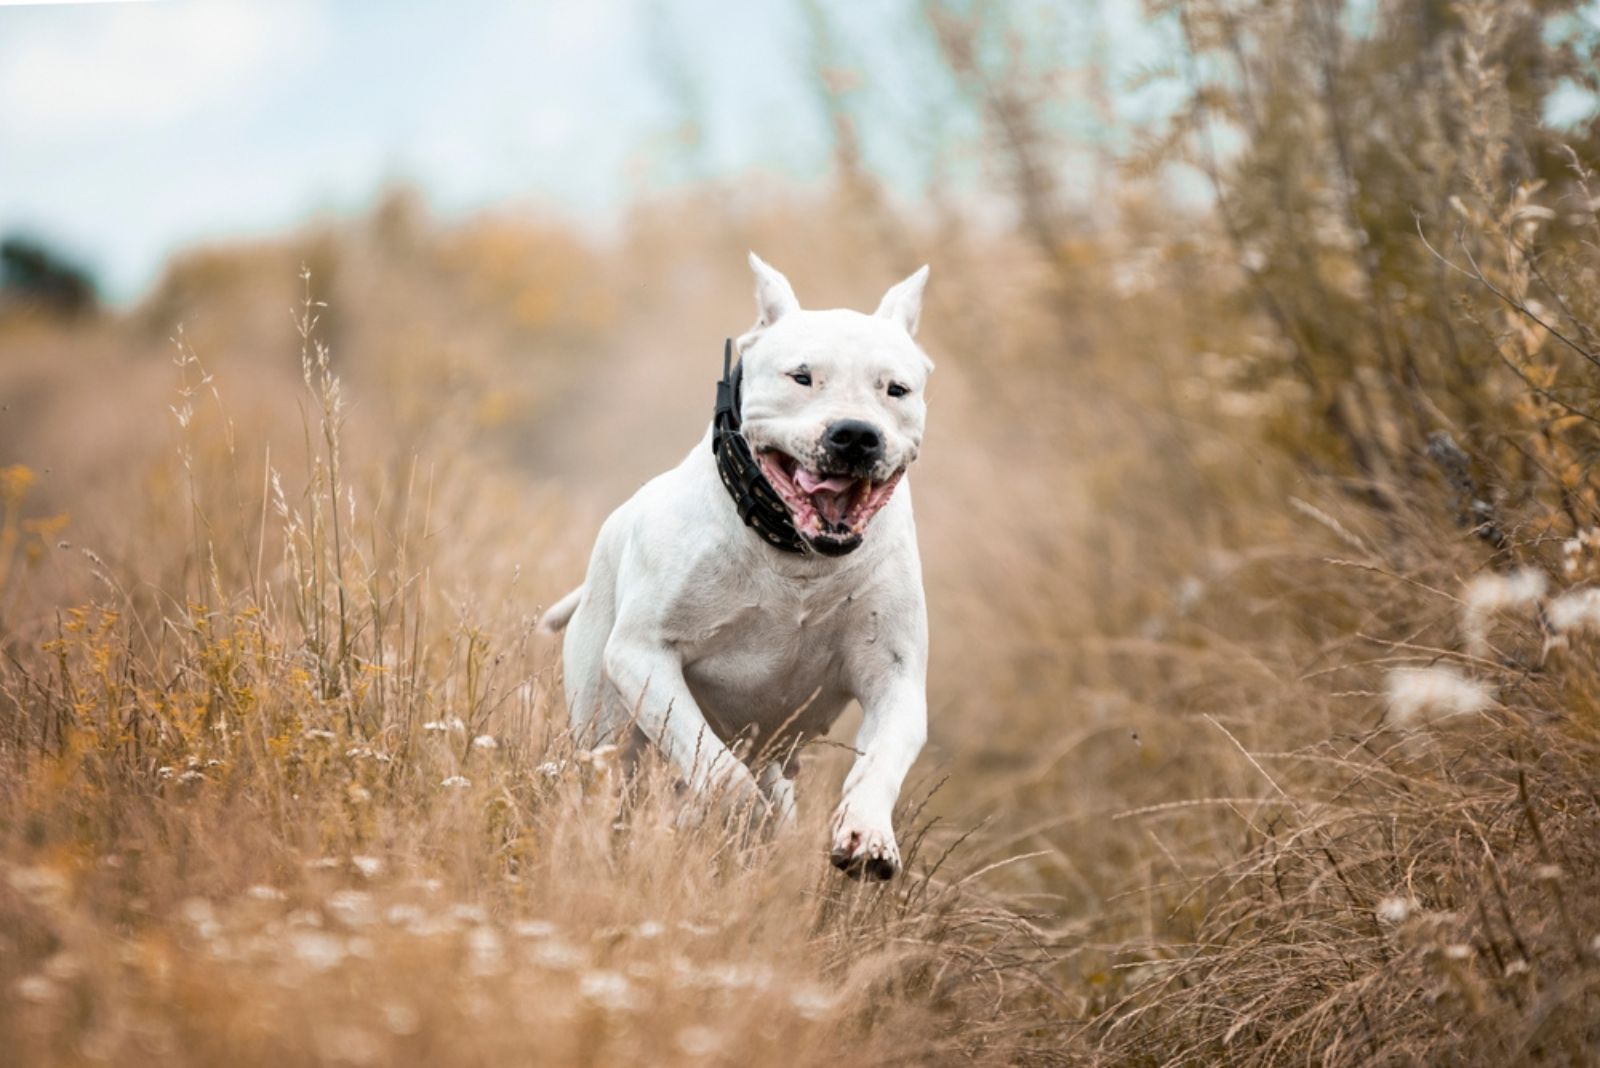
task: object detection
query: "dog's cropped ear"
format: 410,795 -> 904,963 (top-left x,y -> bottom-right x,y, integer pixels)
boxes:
748,252 -> 800,329
874,265 -> 930,337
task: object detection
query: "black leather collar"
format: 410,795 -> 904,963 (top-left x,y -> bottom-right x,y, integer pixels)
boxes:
713,338 -> 808,554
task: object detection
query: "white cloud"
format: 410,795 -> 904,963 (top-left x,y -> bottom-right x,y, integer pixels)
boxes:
0,0 -> 321,141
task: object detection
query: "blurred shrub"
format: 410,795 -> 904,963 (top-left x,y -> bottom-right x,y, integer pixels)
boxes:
0,236 -> 97,320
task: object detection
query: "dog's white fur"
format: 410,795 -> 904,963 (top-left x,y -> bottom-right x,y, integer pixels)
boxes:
541,254 -> 932,879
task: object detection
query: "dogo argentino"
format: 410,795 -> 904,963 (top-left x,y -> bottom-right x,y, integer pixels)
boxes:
540,253 -> 933,879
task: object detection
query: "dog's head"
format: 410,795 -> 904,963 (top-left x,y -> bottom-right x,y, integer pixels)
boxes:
734,253 -> 933,557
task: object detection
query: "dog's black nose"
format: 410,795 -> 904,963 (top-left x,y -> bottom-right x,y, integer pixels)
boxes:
823,419 -> 884,470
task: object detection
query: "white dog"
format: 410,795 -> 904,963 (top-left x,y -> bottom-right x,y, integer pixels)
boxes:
540,253 -> 932,880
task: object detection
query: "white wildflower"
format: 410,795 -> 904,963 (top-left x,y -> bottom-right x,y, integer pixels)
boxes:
675,959 -> 774,991
466,925 -> 505,976
535,761 -> 565,779
529,939 -> 585,970
15,975 -> 57,1003
1375,895 -> 1415,925
578,969 -> 637,1011
288,930 -> 346,972
472,734 -> 498,750
1561,528 -> 1600,577
440,775 -> 471,789
422,716 -> 466,734
1563,538 -> 1583,576
1384,666 -> 1493,727
179,897 -> 221,941
790,983 -> 838,1019
447,902 -> 488,926
326,890 -> 376,928
1461,568 -> 1547,654
351,855 -> 385,879
8,865 -> 69,904
1546,587 -> 1600,636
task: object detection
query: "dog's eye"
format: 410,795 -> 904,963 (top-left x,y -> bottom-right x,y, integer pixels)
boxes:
788,370 -> 812,387
886,382 -> 910,399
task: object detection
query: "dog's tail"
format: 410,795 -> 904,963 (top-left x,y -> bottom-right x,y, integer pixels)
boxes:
538,585 -> 584,634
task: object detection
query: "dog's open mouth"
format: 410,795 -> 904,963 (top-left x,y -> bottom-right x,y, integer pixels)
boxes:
756,450 -> 903,555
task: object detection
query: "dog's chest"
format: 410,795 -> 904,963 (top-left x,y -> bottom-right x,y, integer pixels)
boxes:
677,578 -> 865,737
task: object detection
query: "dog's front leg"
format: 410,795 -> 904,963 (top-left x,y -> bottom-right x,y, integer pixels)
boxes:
602,637 -> 764,812
830,673 -> 927,880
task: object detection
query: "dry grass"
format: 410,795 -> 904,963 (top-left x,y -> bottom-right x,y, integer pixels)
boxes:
0,235 -> 1080,1066
5,2 -> 1600,1062
4,181 -> 1598,1064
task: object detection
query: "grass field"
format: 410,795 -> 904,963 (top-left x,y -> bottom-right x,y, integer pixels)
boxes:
5,2 -> 1600,1064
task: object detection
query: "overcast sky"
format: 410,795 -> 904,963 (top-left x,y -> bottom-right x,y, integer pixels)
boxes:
3,1 -> 1597,303
0,1 -> 813,299
0,0 -> 1203,302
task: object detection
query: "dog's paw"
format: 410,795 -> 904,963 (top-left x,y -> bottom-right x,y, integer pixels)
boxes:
829,820 -> 901,881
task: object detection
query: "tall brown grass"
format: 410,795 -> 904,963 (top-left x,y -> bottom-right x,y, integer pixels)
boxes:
0,253 -> 1067,1065
5,0 -> 1600,1063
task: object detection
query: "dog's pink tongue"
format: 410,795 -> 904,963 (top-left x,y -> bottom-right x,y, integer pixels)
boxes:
794,468 -> 855,495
